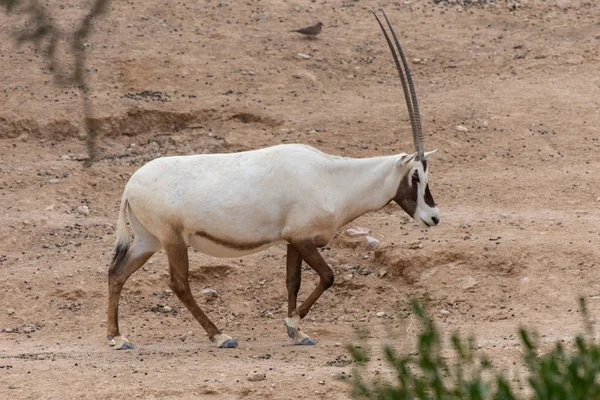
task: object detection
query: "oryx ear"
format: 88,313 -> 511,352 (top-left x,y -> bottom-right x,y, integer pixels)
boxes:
395,152 -> 417,168
423,149 -> 437,159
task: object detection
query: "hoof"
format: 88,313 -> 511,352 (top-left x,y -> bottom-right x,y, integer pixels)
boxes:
109,336 -> 134,350
219,339 -> 238,349
117,341 -> 135,350
298,336 -> 317,346
214,333 -> 237,349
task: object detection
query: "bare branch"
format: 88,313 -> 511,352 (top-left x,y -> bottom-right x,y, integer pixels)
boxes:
3,0 -> 112,165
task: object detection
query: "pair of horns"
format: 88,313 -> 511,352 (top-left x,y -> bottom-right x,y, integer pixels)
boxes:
372,9 -> 424,161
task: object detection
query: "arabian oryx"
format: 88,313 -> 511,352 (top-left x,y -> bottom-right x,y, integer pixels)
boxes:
106,9 -> 439,350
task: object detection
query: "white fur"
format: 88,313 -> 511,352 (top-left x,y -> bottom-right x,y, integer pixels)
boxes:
118,144 -> 436,257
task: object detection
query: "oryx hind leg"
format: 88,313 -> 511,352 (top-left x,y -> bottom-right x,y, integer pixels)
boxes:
164,239 -> 237,349
284,239 -> 334,345
107,211 -> 161,350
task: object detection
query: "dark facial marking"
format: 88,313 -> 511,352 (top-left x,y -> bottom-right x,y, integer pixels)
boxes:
422,160 -> 428,172
393,172 -> 418,217
195,231 -> 270,251
412,170 -> 420,185
424,184 -> 436,207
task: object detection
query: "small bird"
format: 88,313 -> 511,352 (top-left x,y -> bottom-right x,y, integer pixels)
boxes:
289,22 -> 323,38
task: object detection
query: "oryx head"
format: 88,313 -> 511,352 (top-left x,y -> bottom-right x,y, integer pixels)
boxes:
373,9 -> 440,228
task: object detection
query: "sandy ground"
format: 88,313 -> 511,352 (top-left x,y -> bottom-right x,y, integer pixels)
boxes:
1,0 -> 599,398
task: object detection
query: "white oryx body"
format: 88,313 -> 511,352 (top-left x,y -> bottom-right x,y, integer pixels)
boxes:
106,10 -> 441,350
123,144 -> 432,259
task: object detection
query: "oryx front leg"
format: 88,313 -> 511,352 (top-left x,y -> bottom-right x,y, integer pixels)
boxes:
164,241 -> 237,349
284,240 -> 334,345
286,244 -> 302,318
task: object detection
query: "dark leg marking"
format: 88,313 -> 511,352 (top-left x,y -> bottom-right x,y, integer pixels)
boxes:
286,244 -> 302,318
289,239 -> 334,320
107,244 -> 156,349
164,240 -> 237,348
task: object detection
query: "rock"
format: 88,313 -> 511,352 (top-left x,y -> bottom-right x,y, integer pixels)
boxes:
458,276 -> 477,290
343,273 -> 354,282
378,269 -> 387,278
7,308 -> 16,315
48,178 -> 60,184
439,309 -> 450,315
409,241 -> 422,250
298,53 -> 311,59
22,220 -> 31,226
162,305 -> 172,313
376,311 -> 386,317
4,327 -> 14,333
412,57 -> 422,64
344,227 -> 370,237
45,203 -> 55,211
291,70 -> 317,83
365,236 -> 380,250
596,197 -> 600,202
201,288 -> 218,297
248,373 -> 266,382
61,155 -> 71,161
76,205 -> 90,216
455,125 -> 469,132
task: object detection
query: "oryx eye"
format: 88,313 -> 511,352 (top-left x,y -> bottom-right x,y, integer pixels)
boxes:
412,170 -> 420,184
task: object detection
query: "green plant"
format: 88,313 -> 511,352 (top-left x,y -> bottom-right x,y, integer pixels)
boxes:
348,298 -> 600,399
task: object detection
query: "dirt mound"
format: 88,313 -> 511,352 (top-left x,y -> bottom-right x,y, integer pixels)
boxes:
372,245 -> 524,284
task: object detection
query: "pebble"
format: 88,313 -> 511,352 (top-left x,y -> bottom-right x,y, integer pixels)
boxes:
365,236 -> 380,250
596,197 -> 600,202
201,288 -> 218,297
248,373 -> 266,382
440,309 -> 450,315
162,306 -> 172,313
455,125 -> 469,132
298,53 -> 311,59
4,327 -> 14,333
344,227 -> 370,236
76,205 -> 90,216
291,70 -> 317,82
409,241 -> 422,250
376,311 -> 386,317
7,308 -> 16,315
48,178 -> 60,184
343,273 -> 354,282
378,269 -> 387,278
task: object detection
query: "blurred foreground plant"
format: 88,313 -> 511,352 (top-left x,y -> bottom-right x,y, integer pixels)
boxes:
1,0 -> 111,165
348,298 -> 600,400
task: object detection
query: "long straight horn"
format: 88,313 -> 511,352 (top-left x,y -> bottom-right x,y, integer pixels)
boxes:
372,9 -> 424,160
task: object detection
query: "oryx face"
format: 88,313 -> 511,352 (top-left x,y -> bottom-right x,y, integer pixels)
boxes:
373,9 -> 440,228
394,152 -> 439,228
